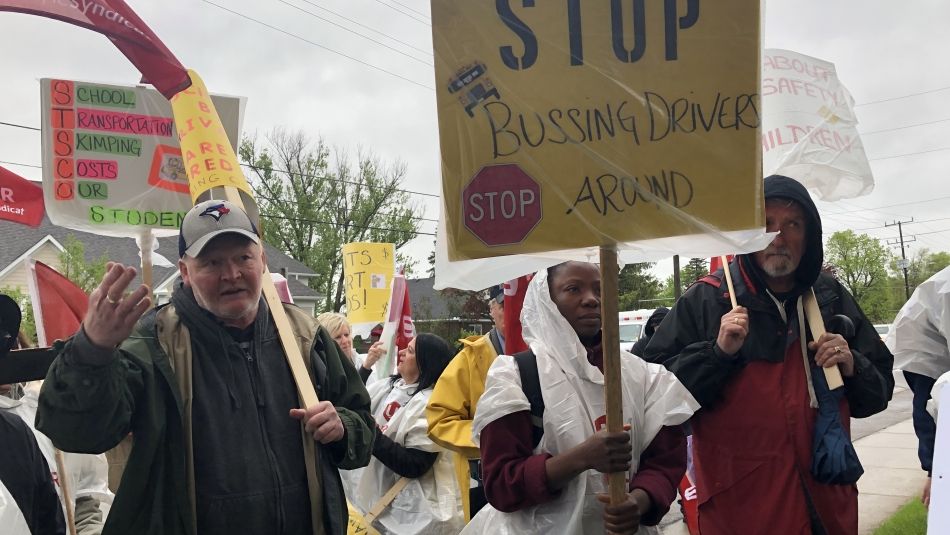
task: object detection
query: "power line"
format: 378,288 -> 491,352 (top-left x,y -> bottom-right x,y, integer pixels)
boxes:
855,85 -> 950,107
296,0 -> 431,55
867,146 -> 950,162
384,0 -> 430,19
370,0 -> 430,25
260,212 -> 434,236
860,117 -> 950,136
252,191 -> 439,223
241,162 -> 440,199
276,0 -> 432,66
0,157 -> 442,203
0,160 -> 41,169
824,194 -> 950,215
199,0 -> 433,91
0,121 -> 39,132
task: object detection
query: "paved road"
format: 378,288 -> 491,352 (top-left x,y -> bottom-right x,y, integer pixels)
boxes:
658,370 -> 913,532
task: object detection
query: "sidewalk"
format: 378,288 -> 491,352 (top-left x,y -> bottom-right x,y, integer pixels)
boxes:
855,418 -> 926,534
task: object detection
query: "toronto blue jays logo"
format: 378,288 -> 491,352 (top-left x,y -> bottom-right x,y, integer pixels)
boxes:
199,203 -> 231,221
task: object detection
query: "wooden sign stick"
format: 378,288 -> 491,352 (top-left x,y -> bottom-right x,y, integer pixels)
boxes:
721,256 -> 843,388
600,245 -> 626,505
220,186 -> 320,408
54,449 -> 78,535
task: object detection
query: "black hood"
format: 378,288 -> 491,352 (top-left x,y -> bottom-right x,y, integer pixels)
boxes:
743,175 -> 824,292
644,307 -> 670,337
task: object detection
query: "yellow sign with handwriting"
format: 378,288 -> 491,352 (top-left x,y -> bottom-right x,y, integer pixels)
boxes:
342,242 -> 395,327
432,0 -> 763,260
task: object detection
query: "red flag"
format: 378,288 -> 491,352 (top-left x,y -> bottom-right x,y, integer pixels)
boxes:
0,166 -> 44,227
395,277 -> 415,354
0,1 -> 189,99
709,255 -> 734,274
503,275 -> 531,355
26,260 -> 88,347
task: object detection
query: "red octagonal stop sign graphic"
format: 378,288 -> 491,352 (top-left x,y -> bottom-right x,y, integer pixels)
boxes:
462,163 -> 542,246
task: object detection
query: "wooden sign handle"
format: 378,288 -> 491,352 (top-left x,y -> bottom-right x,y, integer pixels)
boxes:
599,245 -> 627,505
803,288 -> 845,390
720,256 -> 738,309
221,186 -> 320,407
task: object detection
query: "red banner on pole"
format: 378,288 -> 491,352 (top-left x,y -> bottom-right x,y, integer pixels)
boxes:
503,275 -> 531,355
0,166 -> 44,227
0,0 -> 189,98
26,260 -> 88,347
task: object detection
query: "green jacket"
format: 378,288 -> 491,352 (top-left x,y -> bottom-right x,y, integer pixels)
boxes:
36,302 -> 375,535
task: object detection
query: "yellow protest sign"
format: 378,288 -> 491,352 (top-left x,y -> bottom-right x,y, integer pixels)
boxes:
169,70 -> 253,203
346,501 -> 381,535
432,1 -> 763,260
342,242 -> 395,327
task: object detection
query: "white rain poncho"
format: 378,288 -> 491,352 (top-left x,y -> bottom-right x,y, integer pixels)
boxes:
0,382 -> 113,521
462,269 -> 699,534
887,266 -> 950,380
352,380 -> 464,535
0,482 -> 30,535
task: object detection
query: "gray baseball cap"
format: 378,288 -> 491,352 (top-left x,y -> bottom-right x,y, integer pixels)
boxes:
178,199 -> 260,258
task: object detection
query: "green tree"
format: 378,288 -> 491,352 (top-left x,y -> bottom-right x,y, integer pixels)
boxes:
0,286 -> 35,344
681,258 -> 709,288
617,262 -> 662,310
825,230 -> 891,320
59,234 -> 109,293
240,128 -> 421,311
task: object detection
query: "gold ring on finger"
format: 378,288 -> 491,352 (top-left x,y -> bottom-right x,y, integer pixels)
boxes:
733,317 -> 740,325
106,295 -> 118,305
834,346 -> 842,354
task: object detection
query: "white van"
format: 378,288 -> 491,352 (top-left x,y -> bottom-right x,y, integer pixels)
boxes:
618,309 -> 654,352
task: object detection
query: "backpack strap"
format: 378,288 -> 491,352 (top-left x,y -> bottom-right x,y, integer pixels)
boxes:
513,349 -> 545,448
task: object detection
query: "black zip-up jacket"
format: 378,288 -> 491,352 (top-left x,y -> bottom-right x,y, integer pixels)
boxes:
643,258 -> 894,417
643,174 -> 894,416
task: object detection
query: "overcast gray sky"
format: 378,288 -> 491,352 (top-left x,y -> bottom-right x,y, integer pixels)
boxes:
1,0 -> 948,278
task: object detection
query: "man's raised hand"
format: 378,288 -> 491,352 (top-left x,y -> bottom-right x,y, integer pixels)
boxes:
84,262 -> 152,349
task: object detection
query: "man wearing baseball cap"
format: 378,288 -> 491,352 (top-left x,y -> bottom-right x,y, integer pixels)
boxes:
37,200 -> 375,535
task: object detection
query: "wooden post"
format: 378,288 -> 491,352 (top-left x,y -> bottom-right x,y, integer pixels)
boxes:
803,289 -> 845,390
54,449 -> 77,535
139,229 -> 154,303
220,186 -> 320,407
600,245 -> 626,505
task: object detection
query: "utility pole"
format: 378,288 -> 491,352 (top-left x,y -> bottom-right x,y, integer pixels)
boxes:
673,255 -> 682,299
885,218 -> 915,299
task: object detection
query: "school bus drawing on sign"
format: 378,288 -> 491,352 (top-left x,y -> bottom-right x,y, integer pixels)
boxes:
447,62 -> 500,117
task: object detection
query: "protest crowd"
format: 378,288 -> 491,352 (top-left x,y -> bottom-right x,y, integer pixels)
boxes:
4,2 -> 948,535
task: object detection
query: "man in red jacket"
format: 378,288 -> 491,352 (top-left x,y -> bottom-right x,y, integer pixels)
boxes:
644,175 -> 894,535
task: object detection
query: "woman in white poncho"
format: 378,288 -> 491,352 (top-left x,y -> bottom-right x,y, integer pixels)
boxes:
353,333 -> 464,534
463,262 -> 699,534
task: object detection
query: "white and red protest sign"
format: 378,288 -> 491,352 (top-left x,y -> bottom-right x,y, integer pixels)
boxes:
762,49 -> 874,201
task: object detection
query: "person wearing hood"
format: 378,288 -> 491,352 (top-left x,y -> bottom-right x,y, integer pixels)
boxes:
461,262 -> 698,534
644,175 -> 894,534
631,307 -> 670,358
35,200 -> 375,535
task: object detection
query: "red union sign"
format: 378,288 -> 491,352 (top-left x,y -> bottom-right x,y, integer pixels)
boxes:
462,164 -> 541,246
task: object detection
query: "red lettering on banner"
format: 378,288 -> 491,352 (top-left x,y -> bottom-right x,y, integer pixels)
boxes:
55,180 -> 74,200
51,80 -> 74,106
55,158 -> 74,180
54,130 -> 74,157
198,101 -> 211,113
382,401 -> 401,422
594,414 -> 607,432
51,108 -> 75,129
